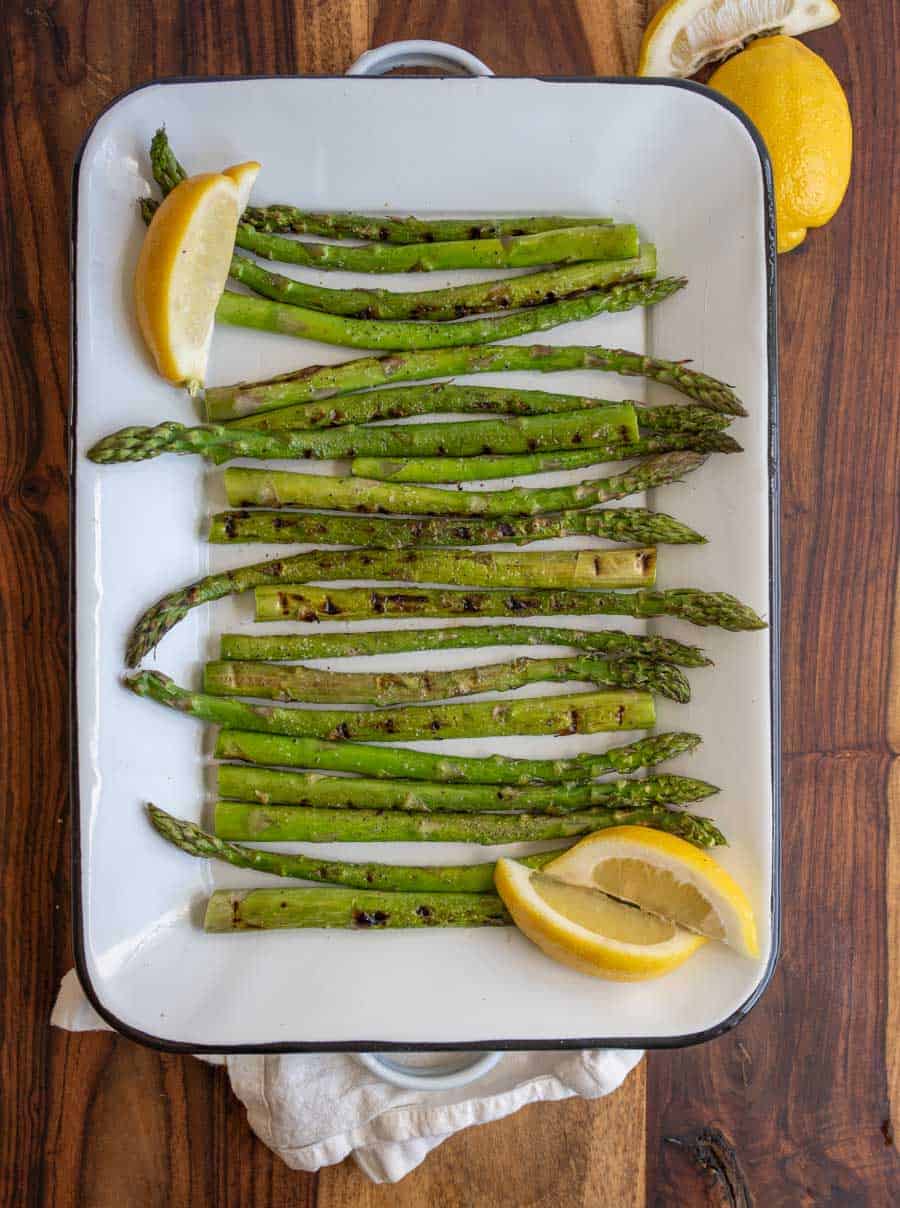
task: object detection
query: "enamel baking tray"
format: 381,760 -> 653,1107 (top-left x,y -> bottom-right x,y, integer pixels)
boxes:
71,68 -> 779,1053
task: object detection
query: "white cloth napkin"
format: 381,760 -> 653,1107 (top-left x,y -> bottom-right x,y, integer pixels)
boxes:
52,969 -> 643,1183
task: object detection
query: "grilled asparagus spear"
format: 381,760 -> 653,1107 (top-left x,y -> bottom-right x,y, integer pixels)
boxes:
212,729 -> 704,784
217,625 -> 711,667
216,764 -> 717,813
204,652 -> 690,704
126,545 -> 658,665
126,672 -> 656,740
204,345 -> 745,421
208,506 -> 706,548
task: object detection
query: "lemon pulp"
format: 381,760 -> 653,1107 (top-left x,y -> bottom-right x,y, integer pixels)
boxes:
532,874 -> 679,945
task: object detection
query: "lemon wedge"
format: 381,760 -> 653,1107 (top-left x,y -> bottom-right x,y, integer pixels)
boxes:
135,160 -> 260,387
637,0 -> 841,78
494,856 -> 706,981
544,825 -> 759,958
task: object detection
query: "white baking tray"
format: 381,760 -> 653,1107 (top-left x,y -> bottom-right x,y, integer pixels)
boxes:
72,74 -> 779,1052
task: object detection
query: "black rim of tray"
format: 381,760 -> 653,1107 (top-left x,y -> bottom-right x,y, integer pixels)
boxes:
69,72 -> 781,1056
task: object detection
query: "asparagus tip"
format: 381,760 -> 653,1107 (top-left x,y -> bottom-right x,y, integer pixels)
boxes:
693,817 -> 727,847
146,802 -> 181,847
146,802 -> 171,837
125,669 -> 171,696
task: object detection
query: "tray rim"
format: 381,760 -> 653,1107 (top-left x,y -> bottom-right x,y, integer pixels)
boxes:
69,72 -> 781,1055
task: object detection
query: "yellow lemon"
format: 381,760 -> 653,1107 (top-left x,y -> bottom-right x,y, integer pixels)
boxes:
494,855 -> 707,982
709,36 -> 851,252
545,825 -> 759,957
135,161 -> 259,386
638,0 -> 840,78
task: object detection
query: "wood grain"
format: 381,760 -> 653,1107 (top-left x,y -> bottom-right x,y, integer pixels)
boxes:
317,1063 -> 645,1208
0,1 -> 896,1205
646,10 -> 900,1203
889,560 -> 900,1160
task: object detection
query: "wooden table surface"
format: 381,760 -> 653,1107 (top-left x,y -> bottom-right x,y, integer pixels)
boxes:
2,1 -> 897,1203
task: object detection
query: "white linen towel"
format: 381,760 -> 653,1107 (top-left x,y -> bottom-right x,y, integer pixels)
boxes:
52,969 -> 643,1183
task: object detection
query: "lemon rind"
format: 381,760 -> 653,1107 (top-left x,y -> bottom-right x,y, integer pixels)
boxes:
638,0 -> 841,78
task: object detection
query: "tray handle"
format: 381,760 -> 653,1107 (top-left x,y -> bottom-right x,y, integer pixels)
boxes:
346,39 -> 494,78
356,1049 -> 502,1091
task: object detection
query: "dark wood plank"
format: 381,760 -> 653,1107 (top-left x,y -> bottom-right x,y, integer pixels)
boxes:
317,1064 -> 646,1208
1,2 -> 77,1206
646,12 -> 900,1204
649,754 -> 898,1205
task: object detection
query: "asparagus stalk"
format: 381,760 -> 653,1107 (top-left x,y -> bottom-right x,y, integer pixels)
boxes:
216,765 -> 717,813
223,451 -> 705,516
214,801 -> 710,845
213,729 -> 704,784
215,417 -> 732,471
351,433 -> 742,483
148,805 -> 562,892
225,383 -> 733,433
209,506 -> 706,548
232,223 -> 641,273
257,548 -> 658,593
204,652 -> 691,704
127,546 -> 655,665
218,626 -> 712,667
242,208 -> 615,241
88,403 -> 640,466
214,277 -> 685,352
148,128 -> 616,246
204,345 -> 745,422
87,408 -> 734,469
129,544 -> 657,666
254,585 -> 767,629
205,886 -> 510,931
150,127 -> 612,246
229,245 -> 658,319
126,672 -> 656,739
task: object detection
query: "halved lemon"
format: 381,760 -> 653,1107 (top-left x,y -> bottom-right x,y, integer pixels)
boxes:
545,826 -> 759,957
135,160 -> 259,387
494,856 -> 707,981
637,0 -> 841,78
